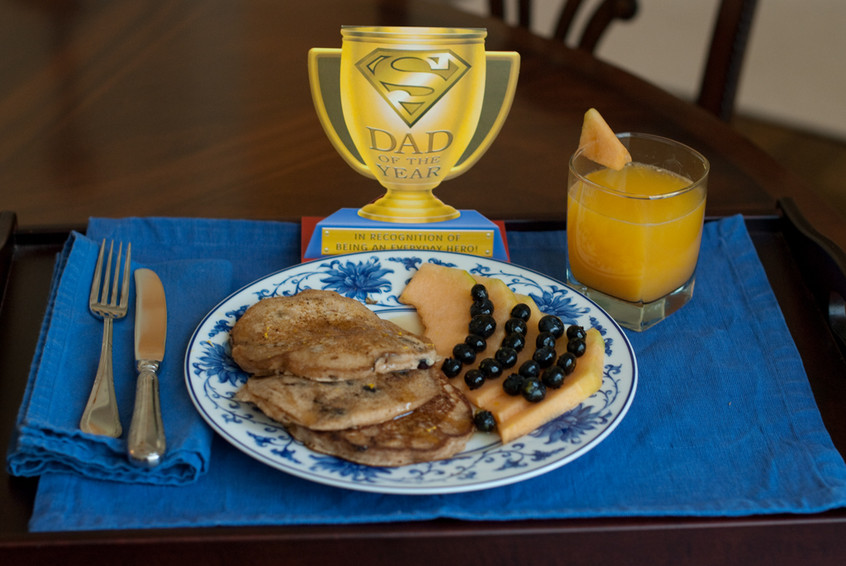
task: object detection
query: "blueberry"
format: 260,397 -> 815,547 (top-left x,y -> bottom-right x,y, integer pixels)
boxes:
464,369 -> 486,390
473,410 -> 497,432
557,352 -> 577,375
470,298 -> 494,317
567,338 -> 587,357
503,373 -> 524,396
441,357 -> 462,378
494,347 -> 519,368
510,303 -> 531,321
452,342 -> 477,365
518,359 -> 540,378
533,346 -> 557,368
469,314 -> 497,338
501,332 -> 526,352
538,315 -> 565,338
521,378 -> 547,403
504,317 -> 528,336
566,325 -> 587,341
479,357 -> 504,379
465,334 -> 487,352
542,365 -> 566,389
470,283 -> 488,302
535,331 -> 557,350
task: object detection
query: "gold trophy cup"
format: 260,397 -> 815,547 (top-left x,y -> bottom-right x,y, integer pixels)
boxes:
309,26 -> 520,224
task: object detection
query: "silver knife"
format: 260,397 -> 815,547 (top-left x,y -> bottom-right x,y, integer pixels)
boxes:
128,268 -> 167,467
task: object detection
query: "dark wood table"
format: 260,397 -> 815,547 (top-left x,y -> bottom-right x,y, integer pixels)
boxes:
2,0 -> 844,246
2,1 -> 846,564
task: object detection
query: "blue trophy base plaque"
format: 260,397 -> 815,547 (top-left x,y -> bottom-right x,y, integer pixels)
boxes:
303,209 -> 509,261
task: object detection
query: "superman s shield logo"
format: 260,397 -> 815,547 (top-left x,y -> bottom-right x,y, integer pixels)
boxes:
355,49 -> 471,127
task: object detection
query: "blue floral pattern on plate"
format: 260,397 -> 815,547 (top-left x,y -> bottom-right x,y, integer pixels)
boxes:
184,251 -> 637,494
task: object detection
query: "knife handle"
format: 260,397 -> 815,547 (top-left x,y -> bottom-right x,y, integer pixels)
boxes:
128,360 -> 166,467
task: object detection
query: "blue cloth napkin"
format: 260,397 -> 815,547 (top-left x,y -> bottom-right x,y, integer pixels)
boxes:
22,215 -> 846,531
6,217 -> 299,485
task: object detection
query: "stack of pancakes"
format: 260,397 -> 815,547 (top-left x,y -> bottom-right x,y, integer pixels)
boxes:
231,289 -> 474,467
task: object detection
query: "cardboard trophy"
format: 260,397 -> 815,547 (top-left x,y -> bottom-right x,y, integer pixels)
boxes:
306,26 -> 519,260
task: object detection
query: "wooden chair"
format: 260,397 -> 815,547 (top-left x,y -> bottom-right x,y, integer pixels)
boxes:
697,0 -> 758,121
489,0 -> 758,121
488,0 -> 639,52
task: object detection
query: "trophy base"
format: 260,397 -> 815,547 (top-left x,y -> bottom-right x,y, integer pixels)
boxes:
303,208 -> 508,261
357,192 -> 461,224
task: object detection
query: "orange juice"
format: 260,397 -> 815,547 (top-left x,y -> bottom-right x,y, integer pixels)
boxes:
567,162 -> 706,303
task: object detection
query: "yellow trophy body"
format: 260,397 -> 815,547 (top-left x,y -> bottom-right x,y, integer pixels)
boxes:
310,27 -> 519,223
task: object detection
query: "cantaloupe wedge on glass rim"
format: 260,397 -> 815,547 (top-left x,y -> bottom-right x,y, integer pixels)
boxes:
578,107 -> 631,170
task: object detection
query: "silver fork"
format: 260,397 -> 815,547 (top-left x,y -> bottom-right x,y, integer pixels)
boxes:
80,240 -> 131,437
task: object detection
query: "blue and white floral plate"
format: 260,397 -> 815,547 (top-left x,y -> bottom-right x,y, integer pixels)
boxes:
184,250 -> 637,494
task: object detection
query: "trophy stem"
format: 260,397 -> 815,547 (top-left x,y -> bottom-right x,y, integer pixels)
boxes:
358,189 -> 461,223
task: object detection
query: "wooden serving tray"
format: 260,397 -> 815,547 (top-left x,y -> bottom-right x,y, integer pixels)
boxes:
1,201 -> 845,565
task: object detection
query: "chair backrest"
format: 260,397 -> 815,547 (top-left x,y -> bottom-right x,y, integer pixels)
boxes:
697,0 -> 758,121
489,0 -> 757,121
489,0 -> 638,52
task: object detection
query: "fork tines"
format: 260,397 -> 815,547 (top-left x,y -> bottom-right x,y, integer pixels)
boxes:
89,240 -> 131,314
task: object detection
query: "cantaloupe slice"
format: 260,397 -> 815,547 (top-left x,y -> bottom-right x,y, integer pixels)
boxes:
400,264 -> 605,445
398,262 -> 476,357
455,296 -> 603,443
486,328 -> 603,444
578,108 -> 632,171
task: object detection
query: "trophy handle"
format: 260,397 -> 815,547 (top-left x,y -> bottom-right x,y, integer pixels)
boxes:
308,48 -> 375,179
447,51 -> 521,179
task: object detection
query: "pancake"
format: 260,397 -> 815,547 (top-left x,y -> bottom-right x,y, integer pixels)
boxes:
234,367 -> 443,431
282,381 -> 474,467
229,289 -> 475,468
230,290 -> 440,380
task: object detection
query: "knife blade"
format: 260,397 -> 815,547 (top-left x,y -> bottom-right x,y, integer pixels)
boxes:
128,268 -> 167,467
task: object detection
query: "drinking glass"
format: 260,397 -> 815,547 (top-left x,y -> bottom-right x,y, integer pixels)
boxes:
566,133 -> 709,331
